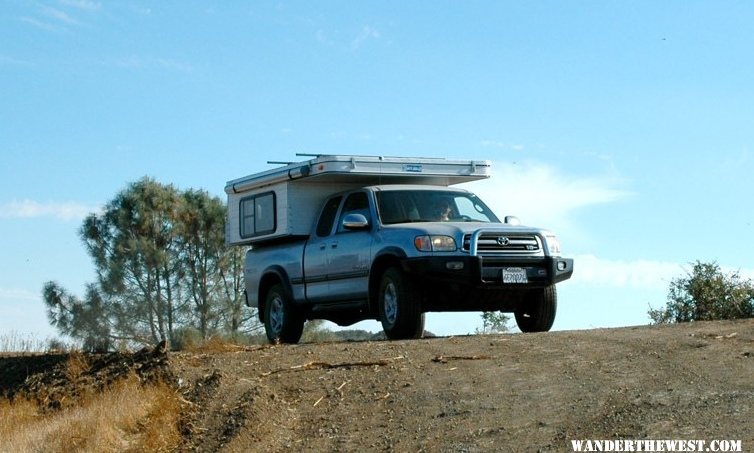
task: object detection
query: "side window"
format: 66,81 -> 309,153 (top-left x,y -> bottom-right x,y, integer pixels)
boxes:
337,192 -> 370,233
240,192 -> 276,238
316,196 -> 343,237
454,195 -> 495,222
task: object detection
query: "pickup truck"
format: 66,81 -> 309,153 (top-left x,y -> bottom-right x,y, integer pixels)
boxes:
244,184 -> 574,343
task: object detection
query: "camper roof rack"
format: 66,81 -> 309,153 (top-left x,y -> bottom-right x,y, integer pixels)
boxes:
226,154 -> 490,194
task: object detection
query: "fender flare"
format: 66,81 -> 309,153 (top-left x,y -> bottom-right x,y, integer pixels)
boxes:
368,247 -> 409,316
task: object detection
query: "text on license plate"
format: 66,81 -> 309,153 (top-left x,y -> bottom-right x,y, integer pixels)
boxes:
502,267 -> 528,284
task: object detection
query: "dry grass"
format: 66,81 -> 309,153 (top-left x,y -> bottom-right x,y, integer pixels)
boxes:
182,335 -> 267,354
0,375 -> 182,452
64,351 -> 90,381
0,332 -> 49,354
0,332 -> 78,355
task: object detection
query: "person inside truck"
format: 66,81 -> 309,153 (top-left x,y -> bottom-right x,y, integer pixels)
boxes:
433,198 -> 454,221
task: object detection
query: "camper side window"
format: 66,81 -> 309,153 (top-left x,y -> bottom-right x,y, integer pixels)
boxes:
240,192 -> 276,238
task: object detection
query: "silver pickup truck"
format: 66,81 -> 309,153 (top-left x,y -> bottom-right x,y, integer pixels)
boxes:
244,183 -> 574,343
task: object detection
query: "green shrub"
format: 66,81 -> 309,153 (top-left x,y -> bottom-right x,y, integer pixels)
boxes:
649,261 -> 754,324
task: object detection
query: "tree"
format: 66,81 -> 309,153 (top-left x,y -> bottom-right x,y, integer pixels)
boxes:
176,189 -> 261,340
176,189 -> 225,339
217,246 -> 260,338
43,282 -> 112,352
477,311 -> 510,334
649,261 -> 754,324
78,177 -> 184,344
43,177 -> 260,349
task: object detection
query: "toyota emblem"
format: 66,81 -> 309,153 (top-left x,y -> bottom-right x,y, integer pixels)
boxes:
497,236 -> 510,246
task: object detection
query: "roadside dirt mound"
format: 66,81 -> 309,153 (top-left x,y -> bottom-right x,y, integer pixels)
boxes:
2,320 -> 752,451
0,342 -> 171,411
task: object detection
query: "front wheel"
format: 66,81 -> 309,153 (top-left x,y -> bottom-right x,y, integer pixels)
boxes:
378,267 -> 425,340
515,285 -> 557,333
264,284 -> 304,344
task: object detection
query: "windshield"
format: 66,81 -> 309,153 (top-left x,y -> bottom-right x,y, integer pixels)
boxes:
376,190 -> 500,224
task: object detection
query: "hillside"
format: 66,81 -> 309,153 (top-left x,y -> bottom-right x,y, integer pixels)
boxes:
2,319 -> 753,452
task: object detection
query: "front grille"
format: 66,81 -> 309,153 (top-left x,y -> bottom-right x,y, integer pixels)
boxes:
463,233 -> 541,255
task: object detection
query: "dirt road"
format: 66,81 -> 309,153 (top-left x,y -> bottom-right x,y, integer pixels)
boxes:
174,320 -> 753,452
2,319 -> 752,452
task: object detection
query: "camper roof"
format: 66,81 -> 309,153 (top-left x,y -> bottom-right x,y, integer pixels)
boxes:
225,154 -> 491,194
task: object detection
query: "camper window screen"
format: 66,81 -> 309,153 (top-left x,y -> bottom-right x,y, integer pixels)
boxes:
240,192 -> 276,238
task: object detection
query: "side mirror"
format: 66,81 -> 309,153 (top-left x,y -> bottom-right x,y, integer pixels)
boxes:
504,216 -> 521,226
342,213 -> 370,230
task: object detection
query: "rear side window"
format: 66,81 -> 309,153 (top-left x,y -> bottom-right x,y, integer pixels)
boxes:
240,192 -> 276,238
316,196 -> 342,237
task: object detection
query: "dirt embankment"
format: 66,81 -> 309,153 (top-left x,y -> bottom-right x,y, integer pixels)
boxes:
2,320 -> 753,452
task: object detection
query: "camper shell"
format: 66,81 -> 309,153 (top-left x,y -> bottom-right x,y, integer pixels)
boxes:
224,155 -> 490,246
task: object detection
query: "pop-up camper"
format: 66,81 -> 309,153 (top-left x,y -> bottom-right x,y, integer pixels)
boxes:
224,154 -> 490,245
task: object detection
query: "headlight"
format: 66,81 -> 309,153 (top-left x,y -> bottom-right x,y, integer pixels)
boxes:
414,235 -> 457,252
544,234 -> 561,255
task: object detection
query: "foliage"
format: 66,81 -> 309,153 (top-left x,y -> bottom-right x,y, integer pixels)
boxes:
0,376 -> 181,452
43,177 -> 261,349
477,311 -> 510,334
43,282 -> 111,352
0,332 -> 72,354
649,261 -> 754,324
301,319 -> 339,343
300,321 -> 385,343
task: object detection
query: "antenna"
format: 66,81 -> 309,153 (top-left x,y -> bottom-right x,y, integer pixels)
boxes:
267,161 -> 294,165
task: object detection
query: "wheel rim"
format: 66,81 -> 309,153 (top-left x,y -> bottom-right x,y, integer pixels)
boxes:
269,295 -> 284,335
383,281 -> 398,326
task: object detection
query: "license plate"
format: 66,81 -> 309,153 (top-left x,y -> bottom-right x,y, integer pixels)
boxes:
502,267 -> 528,284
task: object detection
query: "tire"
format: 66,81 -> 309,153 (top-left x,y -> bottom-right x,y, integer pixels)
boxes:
515,285 -> 557,333
264,284 -> 304,344
378,267 -> 425,340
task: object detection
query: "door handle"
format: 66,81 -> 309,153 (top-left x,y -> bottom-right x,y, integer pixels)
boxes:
319,243 -> 326,250
331,241 -> 338,248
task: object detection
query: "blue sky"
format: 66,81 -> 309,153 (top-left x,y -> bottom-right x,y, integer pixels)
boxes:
2,1 -> 753,339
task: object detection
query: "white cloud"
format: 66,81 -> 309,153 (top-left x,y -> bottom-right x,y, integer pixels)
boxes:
0,287 -> 39,302
570,254 -> 682,290
316,29 -> 333,45
479,141 -> 527,151
0,200 -> 99,221
130,5 -> 152,15
18,3 -> 82,32
480,140 -> 506,149
351,25 -> 381,50
464,160 -> 631,232
41,6 -> 79,24
0,55 -> 31,66
19,16 -> 66,32
59,0 -> 102,11
568,254 -> 754,291
110,56 -> 193,72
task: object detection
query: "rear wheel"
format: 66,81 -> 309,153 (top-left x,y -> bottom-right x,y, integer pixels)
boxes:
264,284 -> 304,344
515,285 -> 557,333
379,267 -> 425,340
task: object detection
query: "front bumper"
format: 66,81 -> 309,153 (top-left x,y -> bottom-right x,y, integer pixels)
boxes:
401,255 -> 574,288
